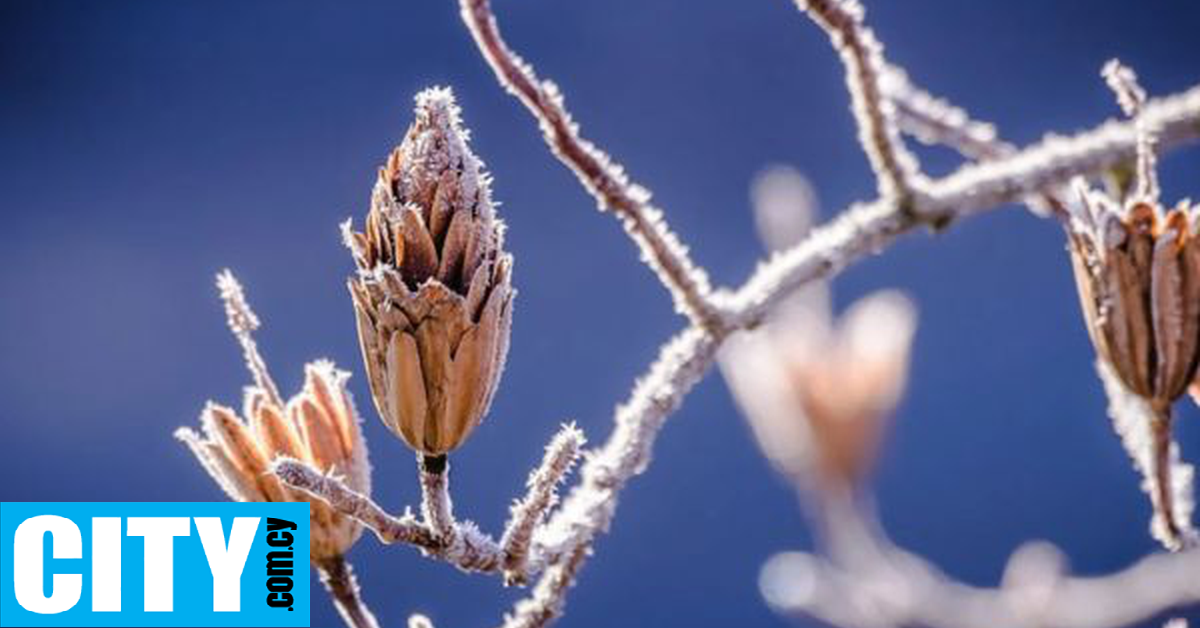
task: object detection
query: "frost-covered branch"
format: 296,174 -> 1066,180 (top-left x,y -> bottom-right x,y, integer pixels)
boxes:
1103,59 -> 1160,202
280,8 -> 1200,628
501,424 -> 585,584
499,545 -> 590,628
273,459 -> 440,549
885,66 -> 1013,162
276,457 -> 508,573
1097,363 -> 1197,551
458,0 -> 722,330
883,66 -> 1069,218
790,0 -> 924,204
175,3 -> 1200,626
315,556 -> 382,628
418,456 -> 458,544
274,424 -> 587,581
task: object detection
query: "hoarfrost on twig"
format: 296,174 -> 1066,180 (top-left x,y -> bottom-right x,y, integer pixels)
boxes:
215,270 -> 283,408
458,0 -> 722,331
1102,59 -> 1160,203
790,0 -> 925,205
1097,362 -> 1197,550
501,423 -> 585,583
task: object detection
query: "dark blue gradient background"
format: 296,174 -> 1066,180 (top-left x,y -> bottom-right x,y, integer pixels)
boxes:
2,2 -> 1199,627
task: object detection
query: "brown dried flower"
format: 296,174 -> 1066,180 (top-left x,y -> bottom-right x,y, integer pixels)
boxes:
177,271 -> 372,561
343,87 -> 514,458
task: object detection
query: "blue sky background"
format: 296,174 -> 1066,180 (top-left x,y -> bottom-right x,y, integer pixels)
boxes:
2,1 -> 1199,627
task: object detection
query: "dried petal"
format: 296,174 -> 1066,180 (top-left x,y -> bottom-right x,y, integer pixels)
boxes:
414,319 -> 454,453
1151,214 -> 1198,400
385,331 -> 429,449
444,323 -> 494,451
251,403 -> 306,463
204,404 -> 287,503
399,207 -> 439,286
1068,234 -> 1113,367
437,209 -> 474,290
1104,242 -> 1155,397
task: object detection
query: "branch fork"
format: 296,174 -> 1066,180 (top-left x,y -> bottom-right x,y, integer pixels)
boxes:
274,423 -> 584,583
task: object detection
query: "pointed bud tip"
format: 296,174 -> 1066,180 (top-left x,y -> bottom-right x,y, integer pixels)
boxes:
412,86 -> 467,140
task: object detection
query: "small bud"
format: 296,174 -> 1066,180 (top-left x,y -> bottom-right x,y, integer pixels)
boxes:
346,86 -> 514,456
177,273 -> 372,560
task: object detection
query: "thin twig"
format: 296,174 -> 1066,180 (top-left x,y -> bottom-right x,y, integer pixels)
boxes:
884,66 -> 1012,162
419,455 -> 457,543
791,0 -> 925,205
274,458 -> 441,548
458,0 -> 723,331
215,270 -> 283,408
498,545 -> 590,628
501,424 -> 585,584
883,65 -> 1069,218
1103,59 -> 1159,202
315,555 -> 381,628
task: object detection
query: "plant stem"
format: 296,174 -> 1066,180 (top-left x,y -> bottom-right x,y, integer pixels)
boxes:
315,555 -> 380,628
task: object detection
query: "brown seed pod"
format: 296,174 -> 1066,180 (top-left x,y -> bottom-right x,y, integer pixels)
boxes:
1067,186 -> 1200,405
345,87 -> 513,456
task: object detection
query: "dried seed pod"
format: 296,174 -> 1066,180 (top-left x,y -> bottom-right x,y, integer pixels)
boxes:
177,273 -> 372,560
1067,190 -> 1200,406
345,87 -> 514,456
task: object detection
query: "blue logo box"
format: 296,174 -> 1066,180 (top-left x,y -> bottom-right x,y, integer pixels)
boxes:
0,502 -> 310,627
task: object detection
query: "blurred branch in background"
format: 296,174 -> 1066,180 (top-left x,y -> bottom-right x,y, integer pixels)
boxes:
760,504 -> 1200,628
